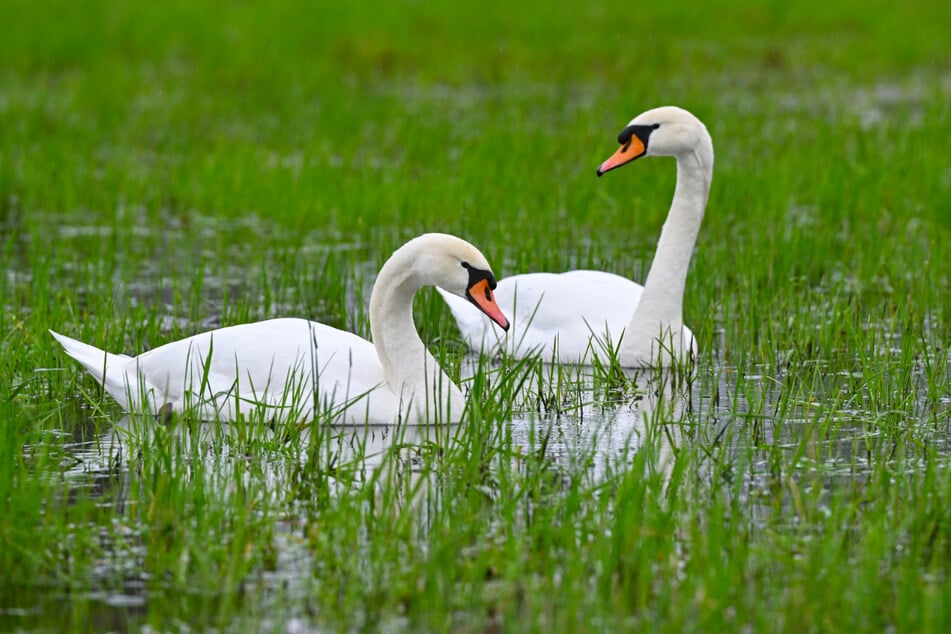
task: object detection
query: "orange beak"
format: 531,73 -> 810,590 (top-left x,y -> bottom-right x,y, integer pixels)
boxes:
466,278 -> 510,331
596,134 -> 647,176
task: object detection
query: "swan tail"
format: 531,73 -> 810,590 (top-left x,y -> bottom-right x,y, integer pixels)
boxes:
49,330 -> 138,410
435,288 -> 495,353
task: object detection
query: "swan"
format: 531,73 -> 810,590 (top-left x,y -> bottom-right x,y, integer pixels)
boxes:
439,106 -> 712,366
51,233 -> 510,424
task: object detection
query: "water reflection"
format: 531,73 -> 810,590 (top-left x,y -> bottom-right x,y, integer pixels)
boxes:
62,365 -> 691,494
59,354 -> 951,524
501,367 -> 691,486
29,354 -> 951,631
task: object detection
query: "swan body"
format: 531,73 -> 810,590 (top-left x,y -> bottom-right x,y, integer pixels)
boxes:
52,233 -> 510,424
440,270 -> 694,364
440,106 -> 712,366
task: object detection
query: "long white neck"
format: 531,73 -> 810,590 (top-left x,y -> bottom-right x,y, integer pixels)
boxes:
369,243 -> 465,419
623,139 -> 712,363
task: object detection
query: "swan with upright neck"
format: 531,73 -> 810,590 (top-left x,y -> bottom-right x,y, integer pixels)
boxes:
439,106 -> 713,366
51,233 -> 510,424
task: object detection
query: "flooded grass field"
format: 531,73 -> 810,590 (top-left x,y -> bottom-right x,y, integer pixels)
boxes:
3,0 -> 951,631
8,348 -> 951,631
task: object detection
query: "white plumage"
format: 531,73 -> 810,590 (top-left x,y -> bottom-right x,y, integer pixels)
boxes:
440,106 -> 712,367
52,233 -> 510,424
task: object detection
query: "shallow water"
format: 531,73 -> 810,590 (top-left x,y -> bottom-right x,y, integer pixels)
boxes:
11,341 -> 949,632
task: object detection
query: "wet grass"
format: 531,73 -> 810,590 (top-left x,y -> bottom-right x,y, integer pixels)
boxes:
2,0 -> 951,631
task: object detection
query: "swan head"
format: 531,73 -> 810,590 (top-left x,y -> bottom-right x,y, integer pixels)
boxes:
403,233 -> 510,331
596,106 -> 711,176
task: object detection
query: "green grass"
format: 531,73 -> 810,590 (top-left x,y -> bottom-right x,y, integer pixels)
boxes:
2,0 -> 951,631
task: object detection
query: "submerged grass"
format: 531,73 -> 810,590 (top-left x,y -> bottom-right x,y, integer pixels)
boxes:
2,0 -> 951,631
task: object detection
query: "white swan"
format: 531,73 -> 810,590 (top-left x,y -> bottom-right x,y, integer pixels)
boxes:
51,233 -> 510,424
439,106 -> 712,367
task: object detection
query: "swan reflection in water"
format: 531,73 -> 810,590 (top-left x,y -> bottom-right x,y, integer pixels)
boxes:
501,366 -> 691,487
62,366 -> 690,508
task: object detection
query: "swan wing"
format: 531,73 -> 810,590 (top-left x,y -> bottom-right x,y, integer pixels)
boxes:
55,318 -> 398,422
137,317 -> 393,421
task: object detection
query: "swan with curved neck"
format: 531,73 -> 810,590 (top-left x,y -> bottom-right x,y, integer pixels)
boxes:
51,233 -> 510,424
439,106 -> 713,366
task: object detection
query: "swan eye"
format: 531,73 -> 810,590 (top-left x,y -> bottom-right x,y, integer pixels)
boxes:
618,129 -> 632,147
461,261 -> 497,291
617,123 -> 661,149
